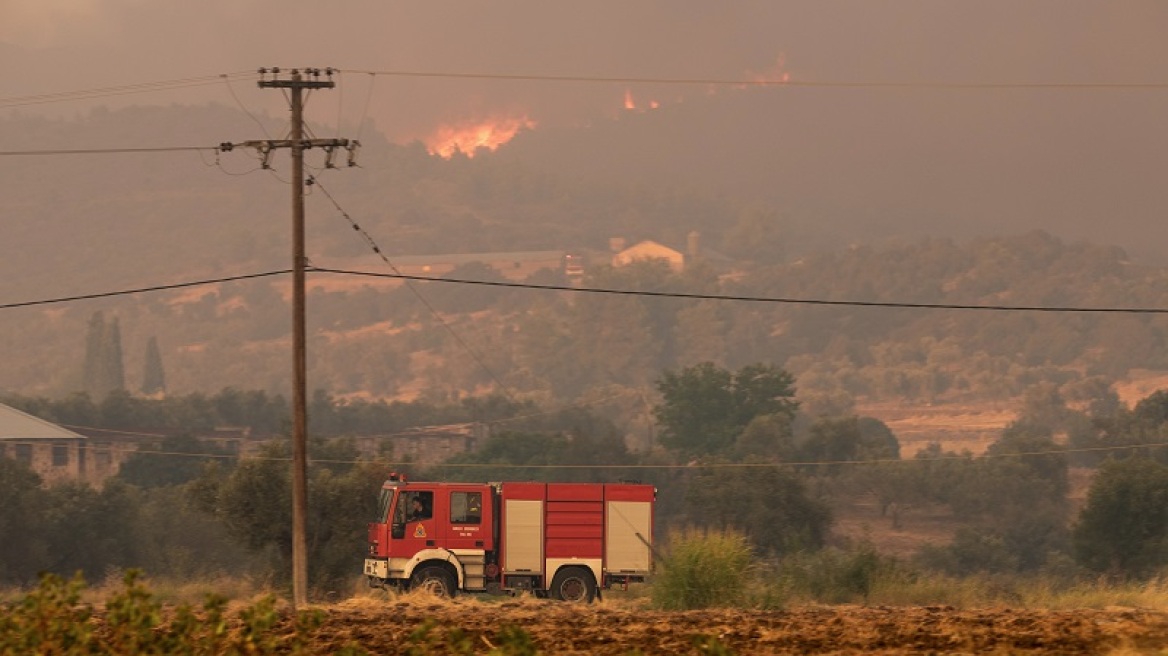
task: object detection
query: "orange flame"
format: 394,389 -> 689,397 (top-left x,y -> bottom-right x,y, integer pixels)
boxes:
425,114 -> 536,159
743,54 -> 792,88
623,89 -> 661,112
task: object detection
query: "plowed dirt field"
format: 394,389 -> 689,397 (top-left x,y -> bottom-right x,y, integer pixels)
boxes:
294,597 -> 1168,654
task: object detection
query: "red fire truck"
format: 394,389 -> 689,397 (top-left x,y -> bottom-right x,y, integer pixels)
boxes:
364,474 -> 655,602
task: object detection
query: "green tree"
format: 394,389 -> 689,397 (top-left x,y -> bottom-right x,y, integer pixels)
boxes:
82,311 -> 107,398
117,435 -> 234,488
433,426 -> 633,484
904,439 -> 1070,575
988,423 -> 1069,497
0,458 -> 50,584
1074,457 -> 1168,578
41,480 -> 141,579
654,362 -> 798,458
80,311 -> 126,399
140,336 -> 166,396
684,465 -> 830,556
797,416 -> 900,469
106,316 -> 125,394
191,439 -> 383,593
734,413 -> 796,460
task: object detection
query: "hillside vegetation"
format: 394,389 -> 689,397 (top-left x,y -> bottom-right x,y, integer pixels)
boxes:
3,106 -> 1166,414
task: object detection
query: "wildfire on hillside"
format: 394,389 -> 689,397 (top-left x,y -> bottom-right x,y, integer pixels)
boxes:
742,54 -> 791,88
620,54 -> 790,113
424,114 -> 536,159
622,88 -> 662,112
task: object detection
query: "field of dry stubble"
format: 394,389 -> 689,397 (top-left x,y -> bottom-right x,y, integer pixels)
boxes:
290,596 -> 1168,654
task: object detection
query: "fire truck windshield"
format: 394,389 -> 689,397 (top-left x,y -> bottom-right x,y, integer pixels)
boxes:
376,487 -> 393,523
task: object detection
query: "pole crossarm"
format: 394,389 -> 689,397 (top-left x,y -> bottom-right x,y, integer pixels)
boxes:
257,67 -> 337,90
231,138 -> 351,150
220,139 -> 358,170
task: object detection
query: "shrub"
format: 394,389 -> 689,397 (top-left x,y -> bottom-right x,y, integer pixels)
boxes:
776,544 -> 907,604
651,527 -> 756,610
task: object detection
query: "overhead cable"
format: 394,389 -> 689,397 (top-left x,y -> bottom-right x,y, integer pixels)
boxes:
5,265 -> 1168,315
5,67 -> 1161,114
309,175 -> 520,404
308,267 -> 1168,315
13,438 -> 1164,469
0,270 -> 290,310
0,71 -> 255,108
0,145 -> 224,157
341,69 -> 1168,91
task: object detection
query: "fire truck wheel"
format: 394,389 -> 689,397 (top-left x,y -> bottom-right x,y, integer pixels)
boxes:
550,567 -> 597,603
411,565 -> 456,597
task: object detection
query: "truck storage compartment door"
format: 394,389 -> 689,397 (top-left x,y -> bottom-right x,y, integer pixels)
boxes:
502,499 -> 543,574
606,498 -> 653,574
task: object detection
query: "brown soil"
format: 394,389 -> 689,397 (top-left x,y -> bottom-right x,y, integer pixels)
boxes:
283,596 -> 1168,655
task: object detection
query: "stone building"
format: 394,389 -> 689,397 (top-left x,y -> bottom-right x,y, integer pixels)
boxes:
354,422 -> 488,467
0,403 -> 93,485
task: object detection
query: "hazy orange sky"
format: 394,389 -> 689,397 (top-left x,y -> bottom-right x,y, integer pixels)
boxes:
5,1 -> 1165,140
4,1 -> 1167,257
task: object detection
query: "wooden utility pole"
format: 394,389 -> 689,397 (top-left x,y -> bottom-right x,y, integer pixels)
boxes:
226,67 -> 354,609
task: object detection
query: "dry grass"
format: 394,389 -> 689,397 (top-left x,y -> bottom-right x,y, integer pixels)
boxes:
63,571 -> 271,607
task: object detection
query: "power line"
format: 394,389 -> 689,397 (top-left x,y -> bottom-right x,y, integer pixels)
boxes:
12,437 -> 1164,469
4,68 -> 1163,114
0,146 -> 223,157
0,72 -> 255,109
308,267 -> 1168,315
308,176 -> 520,404
221,74 -> 273,139
0,270 -> 290,310
5,265 -> 1168,315
341,68 -> 1168,91
347,70 -> 378,144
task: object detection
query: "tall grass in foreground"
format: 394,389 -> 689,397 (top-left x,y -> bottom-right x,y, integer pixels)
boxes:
650,527 -> 764,610
865,573 -> 1168,610
0,571 -> 330,655
0,572 -> 269,607
647,537 -> 1168,610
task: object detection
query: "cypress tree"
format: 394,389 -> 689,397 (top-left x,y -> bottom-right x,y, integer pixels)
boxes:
141,336 -> 166,396
82,311 -> 107,397
81,311 -> 127,399
104,317 -> 126,394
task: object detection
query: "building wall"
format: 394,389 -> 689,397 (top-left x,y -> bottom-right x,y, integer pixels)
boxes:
612,241 -> 685,272
0,438 -> 137,487
354,423 -> 488,466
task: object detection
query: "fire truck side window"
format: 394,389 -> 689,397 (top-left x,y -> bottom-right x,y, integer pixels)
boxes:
405,492 -> 433,522
450,492 -> 482,524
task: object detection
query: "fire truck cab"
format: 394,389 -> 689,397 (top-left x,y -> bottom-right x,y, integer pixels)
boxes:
364,474 -> 654,602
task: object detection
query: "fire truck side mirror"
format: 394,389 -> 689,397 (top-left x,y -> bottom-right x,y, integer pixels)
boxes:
391,522 -> 405,540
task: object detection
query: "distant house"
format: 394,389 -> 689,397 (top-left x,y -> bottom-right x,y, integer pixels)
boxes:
354,422 -> 489,466
612,240 -> 686,272
610,232 -> 734,274
0,403 -> 91,485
